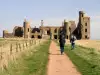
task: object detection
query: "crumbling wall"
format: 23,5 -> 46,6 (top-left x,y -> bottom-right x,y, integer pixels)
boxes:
3,30 -> 14,38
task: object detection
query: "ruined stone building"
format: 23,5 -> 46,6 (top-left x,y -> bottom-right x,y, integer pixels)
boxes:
3,11 -> 90,40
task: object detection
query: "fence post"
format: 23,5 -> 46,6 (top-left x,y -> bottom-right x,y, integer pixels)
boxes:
28,40 -> 30,49
26,41 -> 28,48
16,42 -> 18,52
32,40 -> 33,44
39,39 -> 41,44
23,43 -> 25,50
31,40 -> 32,46
27,41 -> 29,49
0,45 -> 3,59
35,40 -> 36,45
10,44 -> 12,55
29,40 -> 31,46
19,43 -> 21,51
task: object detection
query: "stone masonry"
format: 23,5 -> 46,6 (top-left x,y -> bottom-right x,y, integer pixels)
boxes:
3,11 -> 90,40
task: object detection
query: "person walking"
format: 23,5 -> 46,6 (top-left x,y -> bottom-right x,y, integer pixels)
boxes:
59,29 -> 66,55
70,35 -> 76,50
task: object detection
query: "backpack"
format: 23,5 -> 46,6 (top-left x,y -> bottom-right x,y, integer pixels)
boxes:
70,35 -> 76,43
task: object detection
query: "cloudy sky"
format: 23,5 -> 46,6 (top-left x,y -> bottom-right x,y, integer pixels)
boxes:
0,0 -> 100,39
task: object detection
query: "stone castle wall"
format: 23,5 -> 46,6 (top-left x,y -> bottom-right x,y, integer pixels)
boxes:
3,11 -> 90,40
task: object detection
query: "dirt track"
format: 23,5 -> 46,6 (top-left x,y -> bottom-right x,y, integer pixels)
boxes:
47,41 -> 81,75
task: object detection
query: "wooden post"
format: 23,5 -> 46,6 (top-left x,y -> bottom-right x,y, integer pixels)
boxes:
31,40 -> 32,46
35,40 -> 36,45
26,41 -> 28,48
16,42 -> 18,52
0,45 -> 3,59
19,43 -> 21,51
28,41 -> 29,48
29,40 -> 31,46
26,41 -> 27,47
10,44 -> 12,55
32,40 -> 34,44
39,39 -> 41,44
23,43 -> 25,50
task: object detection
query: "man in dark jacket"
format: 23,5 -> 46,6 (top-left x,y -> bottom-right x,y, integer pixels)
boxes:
59,29 -> 66,55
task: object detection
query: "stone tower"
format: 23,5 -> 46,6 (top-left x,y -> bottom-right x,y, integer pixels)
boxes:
79,11 -> 84,39
40,20 -> 44,36
64,20 -> 70,39
79,11 -> 90,39
3,30 -> 8,38
41,20 -> 43,27
23,19 -> 31,38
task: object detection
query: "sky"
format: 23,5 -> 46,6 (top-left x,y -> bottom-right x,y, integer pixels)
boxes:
0,0 -> 100,39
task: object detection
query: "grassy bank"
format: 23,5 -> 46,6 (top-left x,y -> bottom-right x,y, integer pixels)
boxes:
64,44 -> 100,75
0,40 -> 51,75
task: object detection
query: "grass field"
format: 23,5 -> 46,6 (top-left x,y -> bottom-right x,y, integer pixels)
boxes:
0,40 -> 51,75
64,45 -> 100,75
70,40 -> 100,51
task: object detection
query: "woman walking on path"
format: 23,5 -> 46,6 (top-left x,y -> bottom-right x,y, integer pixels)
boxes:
59,28 -> 66,55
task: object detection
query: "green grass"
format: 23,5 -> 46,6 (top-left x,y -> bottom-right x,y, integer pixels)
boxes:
64,45 -> 100,75
0,40 -> 51,75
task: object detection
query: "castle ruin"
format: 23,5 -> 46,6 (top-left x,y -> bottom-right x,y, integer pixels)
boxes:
3,11 -> 90,40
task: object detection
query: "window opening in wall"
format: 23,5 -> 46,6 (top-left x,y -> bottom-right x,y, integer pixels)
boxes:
54,29 -> 57,33
67,35 -> 68,39
85,35 -> 87,39
85,23 -> 87,26
85,29 -> 87,32
31,35 -> 34,38
54,35 -> 57,39
82,14 -> 83,17
28,28 -> 29,32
